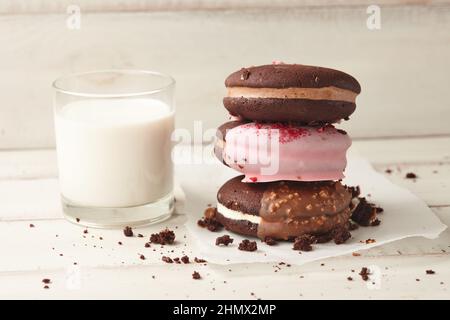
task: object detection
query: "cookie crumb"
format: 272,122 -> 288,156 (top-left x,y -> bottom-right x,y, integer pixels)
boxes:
351,197 -> 382,227
330,226 -> 351,244
216,234 -> 234,246
198,207 -> 223,232
293,234 -> 315,251
181,255 -> 190,264
192,271 -> 201,280
238,239 -> 257,252
359,267 -> 370,281
123,226 -> 133,237
150,228 -> 175,245
264,237 -> 277,246
197,217 -> 223,232
162,256 -> 173,263
406,172 -> 418,179
426,269 -> 435,275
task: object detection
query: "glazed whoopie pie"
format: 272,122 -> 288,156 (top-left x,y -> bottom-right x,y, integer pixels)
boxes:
215,175 -> 353,240
223,64 -> 361,124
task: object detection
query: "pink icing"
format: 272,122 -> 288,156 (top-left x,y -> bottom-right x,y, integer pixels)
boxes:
222,123 -> 352,183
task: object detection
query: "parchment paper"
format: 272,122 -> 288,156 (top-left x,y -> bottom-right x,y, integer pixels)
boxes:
177,146 -> 447,265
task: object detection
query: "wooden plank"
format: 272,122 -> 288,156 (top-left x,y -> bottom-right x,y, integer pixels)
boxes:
0,245 -> 448,299
0,199 -> 448,273
353,136 -> 450,166
1,1 -> 448,14
0,6 -> 450,148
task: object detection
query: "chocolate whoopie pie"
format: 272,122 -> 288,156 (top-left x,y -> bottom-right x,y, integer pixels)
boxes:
215,175 -> 353,240
223,64 -> 361,124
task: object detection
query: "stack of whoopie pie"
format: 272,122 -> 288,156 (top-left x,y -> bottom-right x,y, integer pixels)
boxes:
212,63 -> 361,244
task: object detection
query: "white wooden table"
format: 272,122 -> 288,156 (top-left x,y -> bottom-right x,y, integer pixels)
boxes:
0,1 -> 449,300
0,137 -> 449,299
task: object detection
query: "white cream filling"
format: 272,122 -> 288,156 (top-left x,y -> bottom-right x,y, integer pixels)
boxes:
217,203 -> 261,224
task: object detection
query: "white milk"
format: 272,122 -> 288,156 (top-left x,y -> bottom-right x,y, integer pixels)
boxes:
55,98 -> 174,208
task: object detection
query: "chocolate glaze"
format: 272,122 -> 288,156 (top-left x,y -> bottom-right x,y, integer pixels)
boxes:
257,208 -> 351,240
216,176 -> 352,240
223,97 -> 355,124
225,64 -> 361,94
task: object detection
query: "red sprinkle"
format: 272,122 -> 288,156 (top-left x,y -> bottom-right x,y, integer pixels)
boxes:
249,177 -> 258,182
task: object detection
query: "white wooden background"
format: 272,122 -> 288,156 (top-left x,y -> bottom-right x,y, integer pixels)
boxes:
1,1 -> 450,149
0,0 -> 449,299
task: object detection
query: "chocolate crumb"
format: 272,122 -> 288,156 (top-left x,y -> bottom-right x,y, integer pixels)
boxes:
406,172 -> 418,179
43,285 -> 49,289
348,221 -> 359,231
371,219 -> 381,226
144,242 -> 151,248
76,218 -> 80,223
330,226 -> 351,244
181,255 -> 190,264
264,237 -> 277,246
347,277 -> 353,281
173,257 -> 181,264
83,229 -> 88,234
216,234 -> 234,246
351,197 -> 381,227
314,233 -> 332,244
29,224 -> 35,228
337,129 -> 347,135
123,226 -> 133,237
293,234 -> 315,251
198,207 -> 223,232
137,234 -> 144,238
42,279 -> 51,284
347,185 -> 361,198
385,169 -> 392,174
359,267 -> 370,281
238,239 -> 257,252
194,257 -> 206,263
365,238 -> 376,244
150,228 -> 175,245
139,254 -> 145,260
197,214 -> 223,232
192,271 -> 201,280
118,241 -> 122,245
426,269 -> 435,275
197,217 -> 223,232
162,256 -> 173,263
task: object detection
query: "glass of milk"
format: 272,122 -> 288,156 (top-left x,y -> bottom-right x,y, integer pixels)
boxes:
53,70 -> 175,227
